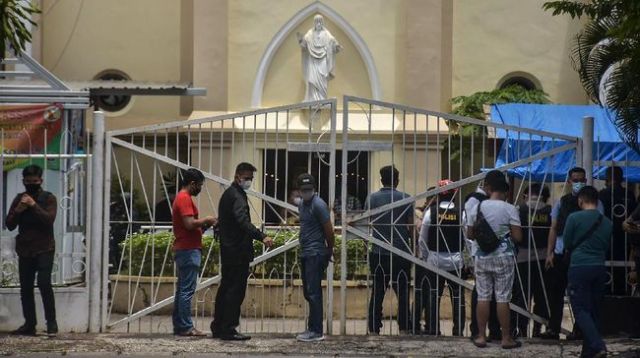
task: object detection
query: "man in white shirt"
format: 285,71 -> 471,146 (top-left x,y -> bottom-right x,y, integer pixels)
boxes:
467,172 -> 522,349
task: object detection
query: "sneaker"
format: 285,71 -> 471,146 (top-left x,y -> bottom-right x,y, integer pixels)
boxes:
11,324 -> 36,336
46,321 -> 58,337
296,331 -> 325,342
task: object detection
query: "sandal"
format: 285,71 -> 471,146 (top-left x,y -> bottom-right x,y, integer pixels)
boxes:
178,328 -> 207,337
502,341 -> 522,350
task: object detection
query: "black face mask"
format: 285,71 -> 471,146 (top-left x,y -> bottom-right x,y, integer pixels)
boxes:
25,184 -> 41,194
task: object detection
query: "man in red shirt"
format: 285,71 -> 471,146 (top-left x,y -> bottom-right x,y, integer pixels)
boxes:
172,168 -> 216,336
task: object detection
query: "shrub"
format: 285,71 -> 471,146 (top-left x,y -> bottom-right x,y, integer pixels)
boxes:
118,229 -> 370,280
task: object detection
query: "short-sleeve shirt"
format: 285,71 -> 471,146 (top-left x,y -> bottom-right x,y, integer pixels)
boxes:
172,190 -> 202,250
299,194 -> 331,257
366,187 -> 414,255
551,197 -> 604,254
466,199 -> 520,258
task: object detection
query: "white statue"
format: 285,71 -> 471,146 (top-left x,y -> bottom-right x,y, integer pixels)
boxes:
297,15 -> 342,102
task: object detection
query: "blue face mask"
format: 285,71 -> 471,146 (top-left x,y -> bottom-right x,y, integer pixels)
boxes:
572,182 -> 585,194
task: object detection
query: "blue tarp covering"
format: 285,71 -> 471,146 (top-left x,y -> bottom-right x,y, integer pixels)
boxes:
490,103 -> 640,182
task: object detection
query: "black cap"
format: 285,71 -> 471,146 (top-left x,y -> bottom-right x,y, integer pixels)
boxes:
297,173 -> 316,189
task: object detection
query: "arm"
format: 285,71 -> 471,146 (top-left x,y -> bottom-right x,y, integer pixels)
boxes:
5,195 -> 23,231
232,194 -> 266,242
323,221 -> 335,255
28,194 -> 57,226
545,220 -> 558,268
510,225 -> 523,244
508,205 -> 522,244
562,217 -> 576,252
181,215 -> 216,231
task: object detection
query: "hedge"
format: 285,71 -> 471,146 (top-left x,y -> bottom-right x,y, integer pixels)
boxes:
117,229 -> 369,280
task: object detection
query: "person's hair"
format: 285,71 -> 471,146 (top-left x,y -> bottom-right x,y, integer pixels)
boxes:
380,165 -> 399,187
180,168 -> 205,187
484,170 -> 505,190
235,162 -> 257,174
22,164 -> 43,178
568,167 -> 586,178
541,185 -> 551,202
578,185 -> 599,204
606,166 -> 623,183
492,180 -> 510,193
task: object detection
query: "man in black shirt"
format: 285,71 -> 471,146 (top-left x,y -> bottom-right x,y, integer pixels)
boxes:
5,165 -> 58,337
211,162 -> 273,340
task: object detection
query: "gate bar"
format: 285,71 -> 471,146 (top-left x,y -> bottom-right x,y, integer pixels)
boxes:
89,111 -> 105,332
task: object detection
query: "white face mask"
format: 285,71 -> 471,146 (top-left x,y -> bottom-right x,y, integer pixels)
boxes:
293,197 -> 302,206
240,180 -> 252,190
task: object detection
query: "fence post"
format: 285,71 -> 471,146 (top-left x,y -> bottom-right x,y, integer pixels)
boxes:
89,111 -> 105,332
583,116 -> 594,185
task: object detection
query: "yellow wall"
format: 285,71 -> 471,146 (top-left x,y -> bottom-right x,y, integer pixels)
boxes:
452,0 -> 587,104
227,0 -> 409,110
41,0 -> 184,130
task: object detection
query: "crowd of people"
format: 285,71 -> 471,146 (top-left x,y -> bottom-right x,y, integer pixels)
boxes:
5,162 -> 638,357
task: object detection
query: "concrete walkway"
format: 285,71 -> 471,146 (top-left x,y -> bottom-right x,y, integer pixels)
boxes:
1,333 -> 639,357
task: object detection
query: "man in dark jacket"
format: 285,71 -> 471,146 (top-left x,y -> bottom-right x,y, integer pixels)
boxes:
210,162 -> 273,340
599,166 -> 636,295
5,165 -> 58,337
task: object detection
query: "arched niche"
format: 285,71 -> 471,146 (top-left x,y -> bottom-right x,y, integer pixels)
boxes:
252,1 -> 381,107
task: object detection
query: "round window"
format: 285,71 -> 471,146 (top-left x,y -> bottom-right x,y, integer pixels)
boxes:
93,70 -> 132,112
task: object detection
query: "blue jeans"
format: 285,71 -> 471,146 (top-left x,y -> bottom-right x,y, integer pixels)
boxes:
301,254 -> 329,334
172,249 -> 201,334
568,265 -> 607,357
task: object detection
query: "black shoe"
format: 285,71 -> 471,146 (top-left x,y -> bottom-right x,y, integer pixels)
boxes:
46,321 -> 58,337
11,324 -> 36,336
220,332 -> 251,341
539,331 -> 560,340
565,331 -> 583,341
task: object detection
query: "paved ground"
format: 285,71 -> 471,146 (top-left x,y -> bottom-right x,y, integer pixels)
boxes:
1,333 -> 639,357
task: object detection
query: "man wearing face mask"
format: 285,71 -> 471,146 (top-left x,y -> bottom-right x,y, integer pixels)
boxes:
211,162 -> 273,340
6,165 -> 58,336
294,173 -> 335,342
541,167 -> 604,340
172,168 -> 217,336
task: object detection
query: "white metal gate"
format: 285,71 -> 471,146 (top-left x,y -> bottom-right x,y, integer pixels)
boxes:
103,100 -> 338,333
338,96 -> 584,336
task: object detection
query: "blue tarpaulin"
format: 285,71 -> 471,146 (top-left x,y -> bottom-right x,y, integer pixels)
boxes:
490,103 -> 640,182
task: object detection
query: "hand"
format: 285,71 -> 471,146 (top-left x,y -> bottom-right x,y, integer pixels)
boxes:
21,194 -> 35,207
262,236 -> 273,248
14,201 -> 28,213
204,216 -> 218,227
623,221 -> 640,233
545,255 -> 554,270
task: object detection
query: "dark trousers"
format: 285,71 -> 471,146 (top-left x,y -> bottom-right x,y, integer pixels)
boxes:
511,260 -> 549,337
18,252 -> 57,328
568,266 -> 607,357
301,254 -> 329,334
211,262 -> 250,334
368,253 -> 411,333
414,265 -> 465,335
546,253 -> 568,333
470,287 -> 500,338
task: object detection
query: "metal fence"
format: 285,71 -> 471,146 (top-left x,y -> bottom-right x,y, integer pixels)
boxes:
104,99 -> 338,333
339,96 -> 584,337
1,107 -> 89,288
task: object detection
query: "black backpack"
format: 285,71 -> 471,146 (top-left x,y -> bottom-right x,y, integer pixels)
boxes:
472,201 -> 501,253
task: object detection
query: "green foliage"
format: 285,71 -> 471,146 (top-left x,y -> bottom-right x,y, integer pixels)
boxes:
450,85 -> 550,122
543,0 -> 640,153
110,175 -> 150,222
0,0 -> 40,59
118,230 -> 369,280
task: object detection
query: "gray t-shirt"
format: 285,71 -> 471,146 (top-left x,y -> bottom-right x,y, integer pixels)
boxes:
299,194 -> 331,257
